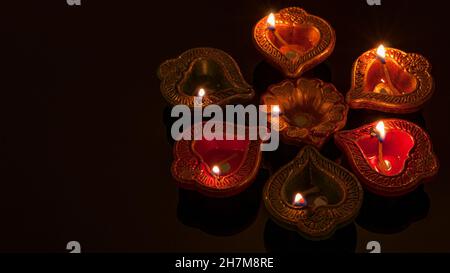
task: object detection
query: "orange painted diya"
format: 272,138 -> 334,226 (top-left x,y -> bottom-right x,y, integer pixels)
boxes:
253,7 -> 335,78
347,46 -> 434,114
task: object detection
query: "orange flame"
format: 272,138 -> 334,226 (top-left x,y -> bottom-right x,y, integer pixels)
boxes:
377,44 -> 386,60
376,121 -> 386,141
267,13 -> 276,29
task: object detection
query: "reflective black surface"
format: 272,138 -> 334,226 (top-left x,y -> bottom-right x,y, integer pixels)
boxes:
1,0 -> 449,252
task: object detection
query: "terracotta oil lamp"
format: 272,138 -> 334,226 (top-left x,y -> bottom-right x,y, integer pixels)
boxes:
335,119 -> 439,197
253,7 -> 335,78
171,123 -> 262,197
263,146 -> 363,240
347,45 -> 434,114
158,47 -> 255,108
261,78 -> 348,148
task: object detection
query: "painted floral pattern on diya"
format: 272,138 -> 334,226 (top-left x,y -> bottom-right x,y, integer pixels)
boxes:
261,78 -> 348,148
263,146 -> 363,240
253,7 -> 335,78
171,123 -> 262,198
347,46 -> 433,113
158,47 -> 255,108
334,119 -> 439,197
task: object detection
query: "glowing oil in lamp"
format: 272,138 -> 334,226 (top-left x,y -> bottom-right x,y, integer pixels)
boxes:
266,13 -> 304,61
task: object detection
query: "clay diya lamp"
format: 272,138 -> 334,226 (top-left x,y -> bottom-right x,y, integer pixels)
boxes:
253,7 -> 335,78
334,119 -> 439,197
261,78 -> 348,148
158,47 -> 255,108
263,146 -> 364,240
347,45 -> 434,113
171,123 -> 262,197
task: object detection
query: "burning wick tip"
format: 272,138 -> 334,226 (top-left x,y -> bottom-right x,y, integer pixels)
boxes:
272,105 -> 281,114
267,13 -> 276,30
293,193 -> 307,207
197,88 -> 206,97
212,165 -> 221,176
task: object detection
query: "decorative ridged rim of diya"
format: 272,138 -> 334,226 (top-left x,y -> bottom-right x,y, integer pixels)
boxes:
261,78 -> 348,148
253,7 -> 336,78
347,47 -> 434,114
263,146 -> 363,240
171,123 -> 262,198
158,47 -> 255,108
334,119 -> 439,197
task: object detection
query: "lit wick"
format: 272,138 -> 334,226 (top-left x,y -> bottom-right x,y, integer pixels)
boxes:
373,121 -> 392,173
293,186 -> 320,208
272,105 -> 281,114
376,45 -> 387,65
269,105 -> 282,130
194,88 -> 206,107
198,88 -> 206,97
267,13 -> 289,47
212,165 -> 221,177
293,193 -> 307,207
376,45 -> 401,96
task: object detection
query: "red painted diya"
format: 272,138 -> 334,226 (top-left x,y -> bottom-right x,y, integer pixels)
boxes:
261,78 -> 348,148
347,45 -> 434,113
171,123 -> 262,197
253,7 -> 335,78
158,47 -> 255,108
263,146 -> 363,240
335,119 -> 439,197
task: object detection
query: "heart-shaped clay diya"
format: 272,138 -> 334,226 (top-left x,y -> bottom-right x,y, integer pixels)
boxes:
253,7 -> 335,78
172,123 -> 262,197
347,46 -> 434,114
335,119 -> 439,197
261,78 -> 348,148
263,146 -> 363,240
158,47 -> 255,108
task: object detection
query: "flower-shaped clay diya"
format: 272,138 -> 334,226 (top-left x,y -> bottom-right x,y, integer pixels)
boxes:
263,146 -> 363,240
347,45 -> 434,113
158,47 -> 255,108
171,123 -> 262,197
335,119 -> 439,197
253,7 -> 335,78
261,78 -> 348,148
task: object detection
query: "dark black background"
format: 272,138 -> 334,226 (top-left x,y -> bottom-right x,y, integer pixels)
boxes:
0,0 -> 449,253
